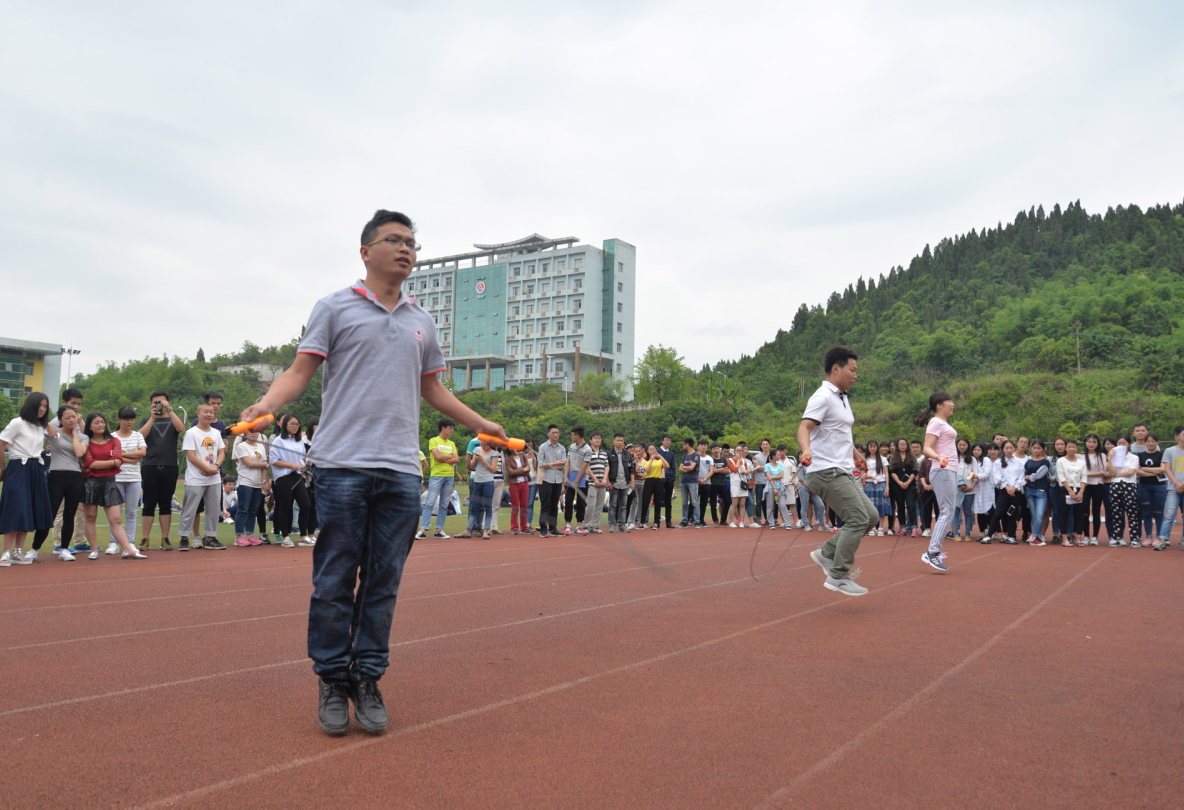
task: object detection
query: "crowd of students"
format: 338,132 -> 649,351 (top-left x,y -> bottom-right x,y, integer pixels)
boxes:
3,389 -> 1182,566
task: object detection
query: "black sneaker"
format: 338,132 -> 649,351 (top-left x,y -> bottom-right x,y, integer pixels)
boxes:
161,537 -> 173,550
922,551 -> 949,572
317,678 -> 351,736
351,680 -> 388,734
258,535 -> 272,545
178,537 -> 190,552
205,538 -> 226,550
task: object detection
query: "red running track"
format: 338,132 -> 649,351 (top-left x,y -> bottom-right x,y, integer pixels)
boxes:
0,529 -> 1180,809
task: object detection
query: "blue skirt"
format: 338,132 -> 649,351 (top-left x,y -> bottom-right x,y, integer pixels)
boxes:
865,481 -> 892,516
0,459 -> 53,533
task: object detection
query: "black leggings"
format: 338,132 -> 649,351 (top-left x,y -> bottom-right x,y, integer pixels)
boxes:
1082,483 -> 1105,537
640,478 -> 664,524
33,470 -> 84,550
977,507 -> 994,533
890,483 -> 916,529
1060,498 -> 1086,537
273,474 -> 312,537
988,489 -> 1021,536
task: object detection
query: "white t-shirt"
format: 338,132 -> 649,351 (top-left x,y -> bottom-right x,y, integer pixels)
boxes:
801,380 -> 855,473
0,417 -> 48,462
183,426 -> 225,486
114,430 -> 147,482
234,440 -> 268,488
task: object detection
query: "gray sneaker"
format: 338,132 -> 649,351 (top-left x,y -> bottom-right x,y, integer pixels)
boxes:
810,547 -> 834,575
824,575 -> 868,596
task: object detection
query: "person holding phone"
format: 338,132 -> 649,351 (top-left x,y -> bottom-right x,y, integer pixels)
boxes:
137,391 -> 185,549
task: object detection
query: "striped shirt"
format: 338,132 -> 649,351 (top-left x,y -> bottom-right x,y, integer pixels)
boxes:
586,449 -> 609,484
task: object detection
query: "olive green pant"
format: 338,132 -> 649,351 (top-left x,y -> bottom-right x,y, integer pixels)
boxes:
804,467 -> 879,579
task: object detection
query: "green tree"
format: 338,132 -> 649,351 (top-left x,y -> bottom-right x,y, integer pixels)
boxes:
633,345 -> 689,404
575,373 -> 625,408
196,348 -> 206,364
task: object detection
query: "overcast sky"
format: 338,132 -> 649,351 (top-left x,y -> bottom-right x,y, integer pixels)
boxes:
3,0 -> 1182,380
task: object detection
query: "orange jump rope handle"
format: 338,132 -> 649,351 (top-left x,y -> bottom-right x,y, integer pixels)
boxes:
940,457 -> 949,468
478,432 -> 525,451
230,413 -> 274,435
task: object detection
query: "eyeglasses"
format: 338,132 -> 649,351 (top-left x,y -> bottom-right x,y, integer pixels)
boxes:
364,235 -> 421,251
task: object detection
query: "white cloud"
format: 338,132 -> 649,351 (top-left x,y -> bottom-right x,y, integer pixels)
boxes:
1,0 -> 1181,377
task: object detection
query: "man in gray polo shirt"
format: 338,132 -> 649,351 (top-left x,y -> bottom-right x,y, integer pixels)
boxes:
537,425 -> 566,538
241,209 -> 508,737
797,346 -> 879,597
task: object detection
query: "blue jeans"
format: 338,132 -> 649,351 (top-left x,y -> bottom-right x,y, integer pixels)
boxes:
1139,483 -> 1166,539
1025,489 -> 1047,540
234,485 -> 263,536
419,476 -> 455,531
525,484 -> 538,526
308,467 -> 420,681
680,482 -> 699,525
957,491 -> 975,534
469,480 -> 495,532
797,482 -> 825,526
1159,485 -> 1182,541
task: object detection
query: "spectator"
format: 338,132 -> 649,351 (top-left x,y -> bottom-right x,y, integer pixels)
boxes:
419,418 -> 459,539
113,406 -> 147,551
178,402 -> 226,551
233,431 -> 268,546
581,431 -> 610,534
678,438 -> 700,529
137,391 -> 185,550
81,411 -> 145,560
31,405 -> 87,561
0,393 -> 55,566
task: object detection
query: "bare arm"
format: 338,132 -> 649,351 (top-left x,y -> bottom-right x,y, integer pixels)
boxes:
797,420 -> 817,465
922,433 -> 942,462
241,353 -> 324,423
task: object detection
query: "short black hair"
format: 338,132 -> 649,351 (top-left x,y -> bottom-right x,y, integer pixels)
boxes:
56,404 -> 77,422
307,416 -> 319,440
1147,432 -> 1159,442
438,417 -> 455,430
590,431 -> 602,440
62,387 -> 83,403
710,442 -> 720,450
662,433 -> 672,441
1134,422 -> 1148,430
117,406 -> 136,420
698,438 -> 709,445
823,346 -> 858,375
150,390 -> 169,401
204,392 -> 223,402
683,438 -> 695,448
721,443 -> 731,450
613,433 -> 625,439
1175,425 -> 1184,437
18,392 -> 50,426
361,210 -> 415,245
571,425 -> 585,437
547,424 -> 560,432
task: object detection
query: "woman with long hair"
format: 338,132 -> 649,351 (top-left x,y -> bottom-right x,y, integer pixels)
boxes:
31,405 -> 87,561
973,443 -> 996,542
916,392 -> 957,571
1023,439 -> 1052,545
862,439 -> 890,536
1045,437 -> 1067,543
270,414 -> 314,547
640,444 -> 671,530
987,440 -> 1023,544
0,392 -> 55,566
953,438 -> 975,540
1107,436 -> 1140,546
1082,433 -> 1106,546
888,438 -> 917,537
80,412 -> 145,560
1057,438 -> 1087,546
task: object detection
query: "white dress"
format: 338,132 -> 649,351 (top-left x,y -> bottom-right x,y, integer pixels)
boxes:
974,457 -> 996,514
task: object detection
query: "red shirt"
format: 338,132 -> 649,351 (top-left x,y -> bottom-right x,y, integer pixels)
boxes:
83,438 -> 122,479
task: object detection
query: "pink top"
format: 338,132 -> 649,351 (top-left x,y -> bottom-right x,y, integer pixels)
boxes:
926,417 -> 958,464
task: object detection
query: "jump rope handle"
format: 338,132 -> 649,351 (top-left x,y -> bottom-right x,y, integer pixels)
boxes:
229,413 -> 274,435
477,432 -> 525,451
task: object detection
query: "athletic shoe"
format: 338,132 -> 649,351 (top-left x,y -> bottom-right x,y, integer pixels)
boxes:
1028,536 -> 1046,547
625,523 -> 635,531
978,536 -> 990,544
297,536 -> 316,547
876,529 -> 885,536
433,531 -> 450,539
275,535 -> 284,544
823,576 -> 868,596
59,549 -> 76,561
1108,539 -> 1119,547
910,529 -> 919,538
281,536 -> 296,548
803,524 -> 813,532
922,551 -> 949,572
0,552 -> 9,567
1089,537 -> 1099,546
104,542 -> 119,555
415,530 -> 427,540
810,547 -> 834,575
1003,537 -> 1018,545
575,527 -> 588,535
221,518 -> 234,524
138,536 -> 149,549
351,680 -> 388,734
88,551 -> 99,560
1118,539 -> 1128,547
9,550 -> 31,565
563,526 -> 572,535
922,529 -> 932,537
234,535 -> 252,547
679,522 -> 689,528
1130,540 -> 1141,548
794,520 -> 804,529
729,522 -> 738,528
161,537 -> 173,550
178,537 -> 190,552
258,536 -> 272,545
191,538 -> 205,549
25,549 -> 38,563
317,678 -> 352,736
1152,541 -> 1167,551
205,538 -> 226,550
72,542 -> 91,552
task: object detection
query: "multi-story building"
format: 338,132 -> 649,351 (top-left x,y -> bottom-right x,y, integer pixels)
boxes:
0,337 -> 64,409
403,233 -> 636,396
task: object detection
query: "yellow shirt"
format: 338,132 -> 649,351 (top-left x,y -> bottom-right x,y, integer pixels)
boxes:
427,436 -> 458,478
644,458 -> 665,479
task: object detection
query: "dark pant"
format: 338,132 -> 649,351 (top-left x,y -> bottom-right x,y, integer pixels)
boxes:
708,481 -> 729,523
140,465 -> 178,516
563,485 -> 587,524
1083,483 -> 1106,538
661,480 -> 674,526
989,489 -> 1022,536
538,481 -> 563,533
640,478 -> 664,524
33,470 -> 84,550
753,483 -> 766,521
890,484 -> 916,530
1060,498 -> 1085,536
274,473 -> 312,537
308,467 -> 419,681
1139,483 -> 1166,539
918,489 -> 935,531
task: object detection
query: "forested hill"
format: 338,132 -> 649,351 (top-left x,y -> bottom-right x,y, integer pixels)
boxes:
715,200 -> 1184,407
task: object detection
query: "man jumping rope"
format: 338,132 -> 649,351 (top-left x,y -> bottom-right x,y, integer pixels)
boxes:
240,209 -> 507,736
797,346 -> 879,596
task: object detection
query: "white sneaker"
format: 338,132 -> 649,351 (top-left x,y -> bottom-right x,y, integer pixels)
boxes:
104,542 -> 120,555
922,529 -> 932,537
803,524 -> 813,532
1089,537 -> 1099,546
729,522 -> 738,528
1109,538 -> 1119,547
415,530 -> 427,540
88,551 -> 99,560
297,536 -> 316,547
281,536 -> 295,548
25,549 -> 39,563
626,523 -> 635,531
59,549 -> 76,561
794,520 -> 804,529
0,551 -> 9,567
563,526 -> 572,535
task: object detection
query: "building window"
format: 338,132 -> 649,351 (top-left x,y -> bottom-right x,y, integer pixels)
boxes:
617,282 -> 623,293
445,277 -> 452,287
555,340 -> 564,349
431,296 -> 439,307
433,278 -> 440,288
445,294 -> 451,305
25,363 -> 34,376
616,363 -> 622,372
420,280 -> 427,291
557,282 -> 565,293
525,364 -> 533,374
526,284 -> 534,295
617,322 -> 622,333
573,257 -> 583,269
542,261 -> 549,273
526,305 -> 534,315
573,319 -> 581,330
510,326 -> 519,336
555,361 -> 564,373
617,342 -> 622,353
617,302 -> 622,313
556,320 -> 564,331
618,261 -> 624,272
573,340 -> 580,348
557,259 -> 566,271
526,325 -> 534,335
543,282 -> 551,294
512,267 -> 520,277
540,324 -> 548,335
527,264 -> 535,275
443,314 -> 451,324
510,346 -> 518,355
573,299 -> 582,310
574,278 -> 583,290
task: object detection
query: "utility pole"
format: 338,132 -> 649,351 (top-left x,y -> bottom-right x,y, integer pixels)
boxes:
1075,319 -> 1082,376
61,344 -> 82,383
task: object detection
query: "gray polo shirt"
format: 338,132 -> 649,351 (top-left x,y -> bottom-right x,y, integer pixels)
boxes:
538,440 -> 567,484
298,280 -> 446,477
567,440 -> 593,486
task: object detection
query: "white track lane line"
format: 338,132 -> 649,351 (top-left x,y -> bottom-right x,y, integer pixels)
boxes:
0,541 -> 809,652
749,553 -> 1109,810
0,543 -> 931,718
124,546 -> 995,810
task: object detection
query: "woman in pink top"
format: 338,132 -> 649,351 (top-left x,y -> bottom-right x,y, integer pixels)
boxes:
917,392 -> 958,572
